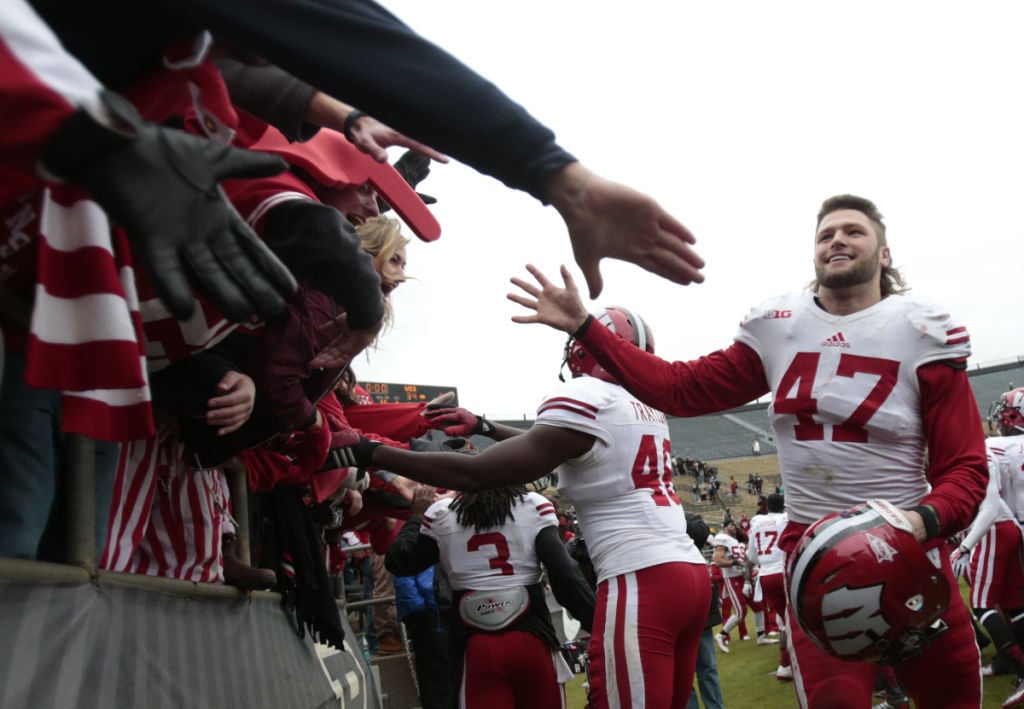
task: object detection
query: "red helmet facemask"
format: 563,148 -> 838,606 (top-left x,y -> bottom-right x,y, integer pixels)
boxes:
787,500 -> 950,665
561,306 -> 655,384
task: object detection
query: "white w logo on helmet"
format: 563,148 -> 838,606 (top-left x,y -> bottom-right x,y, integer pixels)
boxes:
821,583 -> 891,656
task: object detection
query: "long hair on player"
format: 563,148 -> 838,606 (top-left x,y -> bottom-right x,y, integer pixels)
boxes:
810,194 -> 908,298
451,486 -> 529,533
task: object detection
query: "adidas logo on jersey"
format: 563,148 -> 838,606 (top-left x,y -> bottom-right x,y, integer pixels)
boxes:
820,332 -> 851,348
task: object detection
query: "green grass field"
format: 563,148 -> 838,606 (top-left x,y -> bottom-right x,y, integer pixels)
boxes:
563,579 -> 1016,708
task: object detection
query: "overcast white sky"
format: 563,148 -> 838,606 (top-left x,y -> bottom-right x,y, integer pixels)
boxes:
357,1 -> 1024,419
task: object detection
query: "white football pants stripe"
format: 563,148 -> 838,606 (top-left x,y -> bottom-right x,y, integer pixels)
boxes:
602,571 -> 644,708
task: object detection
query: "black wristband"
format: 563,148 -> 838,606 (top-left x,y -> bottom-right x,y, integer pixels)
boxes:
473,416 -> 496,437
572,314 -> 594,340
911,504 -> 940,540
342,110 -> 366,142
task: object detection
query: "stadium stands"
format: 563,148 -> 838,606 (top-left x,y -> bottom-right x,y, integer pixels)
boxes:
495,358 -> 1024,463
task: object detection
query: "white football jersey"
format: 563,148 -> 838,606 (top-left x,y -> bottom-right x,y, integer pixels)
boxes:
421,492 -> 557,591
711,532 -> 746,578
959,437 -> 1017,550
735,291 -> 971,525
989,435 -> 1024,523
746,512 -> 788,575
538,376 -> 705,584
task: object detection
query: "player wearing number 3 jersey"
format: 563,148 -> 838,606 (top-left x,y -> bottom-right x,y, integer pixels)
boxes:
386,487 -> 595,709
357,305 -> 710,708
508,195 -> 988,708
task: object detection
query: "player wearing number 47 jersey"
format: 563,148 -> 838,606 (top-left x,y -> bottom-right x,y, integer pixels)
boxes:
347,305 -> 711,709
508,195 -> 988,709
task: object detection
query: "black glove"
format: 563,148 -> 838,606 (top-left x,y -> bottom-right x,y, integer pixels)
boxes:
379,149 -> 437,213
330,435 -> 381,470
392,150 -> 431,188
260,200 -> 383,330
41,90 -> 296,322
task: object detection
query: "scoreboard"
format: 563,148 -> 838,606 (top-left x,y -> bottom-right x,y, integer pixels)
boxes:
359,381 -> 459,406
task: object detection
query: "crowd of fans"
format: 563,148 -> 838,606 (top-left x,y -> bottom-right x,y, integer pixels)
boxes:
0,2 -> 712,707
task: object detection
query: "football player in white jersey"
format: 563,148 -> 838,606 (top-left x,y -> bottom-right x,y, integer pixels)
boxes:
507,194 -> 988,709
954,388 -> 1024,707
710,518 -> 754,651
337,306 -> 711,709
385,483 -> 594,709
745,493 -> 792,680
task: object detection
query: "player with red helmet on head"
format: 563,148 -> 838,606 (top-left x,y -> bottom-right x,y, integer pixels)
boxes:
333,304 -> 711,709
563,306 -> 654,382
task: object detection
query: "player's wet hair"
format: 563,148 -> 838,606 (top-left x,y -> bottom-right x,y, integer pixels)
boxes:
451,486 -> 528,533
811,194 -> 908,297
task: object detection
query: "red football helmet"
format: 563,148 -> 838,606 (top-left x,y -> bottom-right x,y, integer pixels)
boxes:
787,500 -> 950,664
992,388 -> 1024,436
563,306 -> 654,383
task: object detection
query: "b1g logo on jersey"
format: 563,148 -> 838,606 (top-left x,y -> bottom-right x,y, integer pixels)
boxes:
820,584 -> 891,656
762,309 -> 792,320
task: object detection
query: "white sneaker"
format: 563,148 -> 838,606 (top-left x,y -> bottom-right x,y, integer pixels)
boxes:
767,630 -> 780,637
1004,678 -> 1024,708
872,694 -> 908,709
714,632 -> 729,653
775,665 -> 793,681
982,663 -> 995,677
757,635 -> 780,645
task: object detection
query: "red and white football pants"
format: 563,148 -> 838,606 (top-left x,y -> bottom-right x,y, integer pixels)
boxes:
588,562 -> 710,708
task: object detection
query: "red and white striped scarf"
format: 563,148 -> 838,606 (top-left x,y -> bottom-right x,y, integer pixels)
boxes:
21,185 -> 153,441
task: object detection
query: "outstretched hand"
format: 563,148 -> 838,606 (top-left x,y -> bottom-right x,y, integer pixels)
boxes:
307,93 -> 449,165
544,162 -> 704,298
347,114 -> 449,164
422,407 -> 495,437
508,264 -> 591,334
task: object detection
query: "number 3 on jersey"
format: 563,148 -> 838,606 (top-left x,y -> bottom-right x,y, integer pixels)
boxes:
630,434 -> 680,506
774,352 -> 899,442
467,532 -> 514,576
